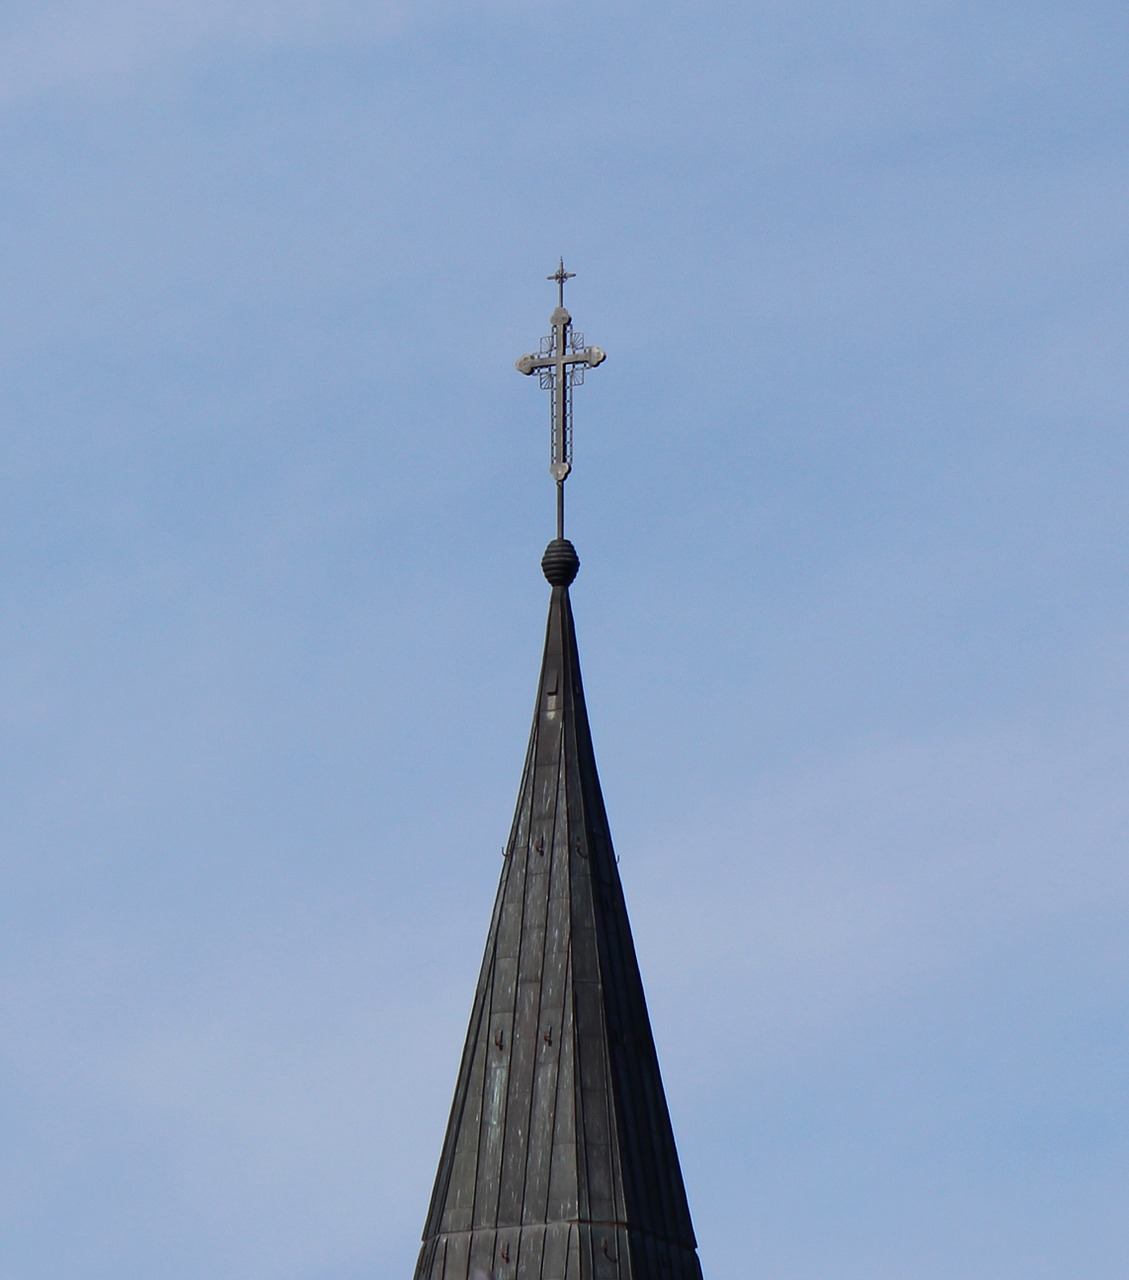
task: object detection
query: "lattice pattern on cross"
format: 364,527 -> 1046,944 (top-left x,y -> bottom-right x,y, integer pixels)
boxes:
515,260 -> 606,499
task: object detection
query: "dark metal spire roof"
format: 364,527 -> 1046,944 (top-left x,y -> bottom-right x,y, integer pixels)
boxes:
412,271 -> 701,1279
412,544 -> 703,1280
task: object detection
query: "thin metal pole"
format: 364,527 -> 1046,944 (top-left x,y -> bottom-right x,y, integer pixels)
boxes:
556,480 -> 565,540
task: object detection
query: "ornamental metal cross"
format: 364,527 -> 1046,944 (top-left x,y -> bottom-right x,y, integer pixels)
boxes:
516,259 -> 606,537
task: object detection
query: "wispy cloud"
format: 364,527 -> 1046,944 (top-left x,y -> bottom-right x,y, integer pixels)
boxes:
631,649 -> 1129,1080
0,910 -> 466,1276
0,0 -> 413,106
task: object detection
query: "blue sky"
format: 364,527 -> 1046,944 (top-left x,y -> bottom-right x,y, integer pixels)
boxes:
1,2 -> 1127,1277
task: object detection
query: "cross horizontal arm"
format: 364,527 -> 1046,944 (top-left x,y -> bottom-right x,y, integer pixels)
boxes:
515,346 -> 606,376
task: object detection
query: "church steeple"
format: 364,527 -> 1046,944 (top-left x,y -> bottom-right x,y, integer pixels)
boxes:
412,272 -> 702,1280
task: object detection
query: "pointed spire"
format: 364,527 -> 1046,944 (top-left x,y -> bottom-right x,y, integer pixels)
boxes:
412,279 -> 701,1280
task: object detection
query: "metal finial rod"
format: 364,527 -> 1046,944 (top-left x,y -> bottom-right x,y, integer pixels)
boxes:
549,257 -> 575,308
515,262 -> 606,540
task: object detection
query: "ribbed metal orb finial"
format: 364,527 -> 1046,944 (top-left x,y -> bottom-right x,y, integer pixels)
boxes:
542,538 -> 580,586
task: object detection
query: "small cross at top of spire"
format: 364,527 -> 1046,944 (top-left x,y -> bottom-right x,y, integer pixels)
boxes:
548,257 -> 576,307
